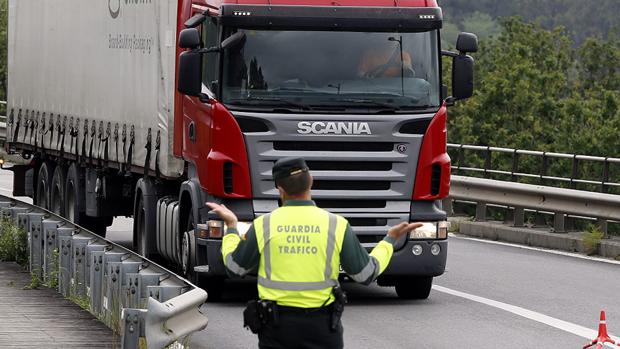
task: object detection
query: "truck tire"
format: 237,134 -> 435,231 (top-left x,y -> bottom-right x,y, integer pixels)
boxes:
35,162 -> 54,210
181,206 -> 223,300
133,186 -> 157,258
50,165 -> 67,216
65,163 -> 107,237
395,276 -> 433,300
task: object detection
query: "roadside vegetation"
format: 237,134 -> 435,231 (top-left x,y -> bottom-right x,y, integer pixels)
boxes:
0,217 -> 28,265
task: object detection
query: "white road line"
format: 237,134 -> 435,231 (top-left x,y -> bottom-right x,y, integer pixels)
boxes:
434,285 -> 620,346
450,233 -> 620,266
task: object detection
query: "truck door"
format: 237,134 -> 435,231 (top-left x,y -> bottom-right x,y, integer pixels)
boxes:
181,13 -> 218,166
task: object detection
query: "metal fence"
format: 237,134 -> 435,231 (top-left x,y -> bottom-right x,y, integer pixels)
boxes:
448,144 -> 620,195
0,195 -> 208,349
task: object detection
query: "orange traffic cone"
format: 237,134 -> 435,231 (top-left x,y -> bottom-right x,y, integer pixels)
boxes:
583,310 -> 616,349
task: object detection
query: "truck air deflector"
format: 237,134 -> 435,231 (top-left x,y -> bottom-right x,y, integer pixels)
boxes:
220,5 -> 442,31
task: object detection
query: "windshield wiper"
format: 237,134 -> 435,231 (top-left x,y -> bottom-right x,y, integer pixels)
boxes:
229,96 -> 312,111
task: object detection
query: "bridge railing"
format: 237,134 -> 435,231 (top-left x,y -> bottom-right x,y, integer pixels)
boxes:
0,196 -> 208,349
448,144 -> 620,195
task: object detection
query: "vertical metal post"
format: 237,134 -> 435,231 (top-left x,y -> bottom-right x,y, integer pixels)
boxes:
512,207 -> 524,227
28,213 -> 45,279
71,237 -> 90,298
456,144 -> 465,175
601,159 -> 610,193
120,262 -> 142,308
598,219 -> 608,239
42,220 -> 60,282
147,285 -> 184,302
121,308 -> 147,349
553,213 -> 565,233
540,152 -> 548,186
138,273 -> 163,309
442,198 -> 453,216
90,250 -> 105,316
511,150 -> 519,182
570,155 -> 579,189
106,261 -> 123,331
483,147 -> 492,179
85,244 -> 106,291
125,273 -> 141,309
475,202 -> 487,222
59,236 -> 73,297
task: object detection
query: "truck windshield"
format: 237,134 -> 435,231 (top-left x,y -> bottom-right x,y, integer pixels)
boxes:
222,29 -> 441,112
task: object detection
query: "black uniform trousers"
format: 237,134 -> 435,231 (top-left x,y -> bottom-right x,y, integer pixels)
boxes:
258,305 -> 344,349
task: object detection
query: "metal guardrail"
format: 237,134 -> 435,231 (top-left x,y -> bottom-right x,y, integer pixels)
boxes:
0,195 -> 208,349
448,175 -> 620,235
448,143 -> 620,194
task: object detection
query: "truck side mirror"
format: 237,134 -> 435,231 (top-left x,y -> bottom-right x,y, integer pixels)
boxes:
178,50 -> 203,97
452,54 -> 475,100
179,28 -> 201,49
456,32 -> 478,53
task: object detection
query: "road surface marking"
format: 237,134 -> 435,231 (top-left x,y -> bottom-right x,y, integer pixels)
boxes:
450,234 -> 620,266
434,285 -> 620,346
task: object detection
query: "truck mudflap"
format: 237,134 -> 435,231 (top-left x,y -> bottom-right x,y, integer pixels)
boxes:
380,240 -> 447,278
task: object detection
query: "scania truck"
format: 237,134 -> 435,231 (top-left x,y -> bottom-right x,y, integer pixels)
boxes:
6,0 -> 477,299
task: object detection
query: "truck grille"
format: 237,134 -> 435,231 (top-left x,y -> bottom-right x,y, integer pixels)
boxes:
236,111 -> 433,246
273,141 -> 394,152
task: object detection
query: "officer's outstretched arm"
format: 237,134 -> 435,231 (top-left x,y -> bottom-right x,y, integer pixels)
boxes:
341,222 -> 422,285
208,202 -> 260,277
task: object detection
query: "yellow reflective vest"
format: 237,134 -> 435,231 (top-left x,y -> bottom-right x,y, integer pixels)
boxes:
254,205 -> 346,308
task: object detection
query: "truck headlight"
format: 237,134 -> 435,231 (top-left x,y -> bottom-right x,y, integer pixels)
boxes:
409,221 -> 450,240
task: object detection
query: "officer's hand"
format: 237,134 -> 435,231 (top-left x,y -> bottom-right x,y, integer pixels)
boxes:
387,222 -> 424,240
206,202 -> 238,229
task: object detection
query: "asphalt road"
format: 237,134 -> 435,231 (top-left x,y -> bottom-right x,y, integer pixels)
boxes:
1,169 -> 618,348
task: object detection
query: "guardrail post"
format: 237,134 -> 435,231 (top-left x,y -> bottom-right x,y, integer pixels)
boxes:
125,273 -> 141,309
475,202 -> 487,221
59,236 -> 72,297
511,150 -> 519,182
120,262 -> 142,308
484,147 -> 492,179
598,219 -> 608,239
553,213 -> 566,233
512,207 -> 525,227
139,273 -> 164,309
148,285 -> 184,303
28,213 -> 45,279
86,244 -> 106,292
90,250 -> 105,316
42,220 -> 60,282
442,198 -> 453,216
570,155 -> 579,189
601,159 -> 610,193
121,308 -> 147,349
106,261 -> 123,331
71,237 -> 91,298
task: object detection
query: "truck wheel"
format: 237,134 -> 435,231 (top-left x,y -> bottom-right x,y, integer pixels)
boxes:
35,162 -> 54,210
134,195 -> 150,257
133,188 -> 157,258
65,164 -> 84,224
50,165 -> 67,216
181,207 -> 223,301
65,164 -> 106,237
395,276 -> 433,300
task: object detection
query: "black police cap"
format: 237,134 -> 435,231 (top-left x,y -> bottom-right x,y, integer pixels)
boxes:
272,157 -> 309,182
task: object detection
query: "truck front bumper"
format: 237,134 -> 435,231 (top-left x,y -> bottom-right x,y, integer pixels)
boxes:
380,239 -> 447,277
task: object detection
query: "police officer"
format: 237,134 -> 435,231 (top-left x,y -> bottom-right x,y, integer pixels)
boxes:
207,157 -> 422,349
